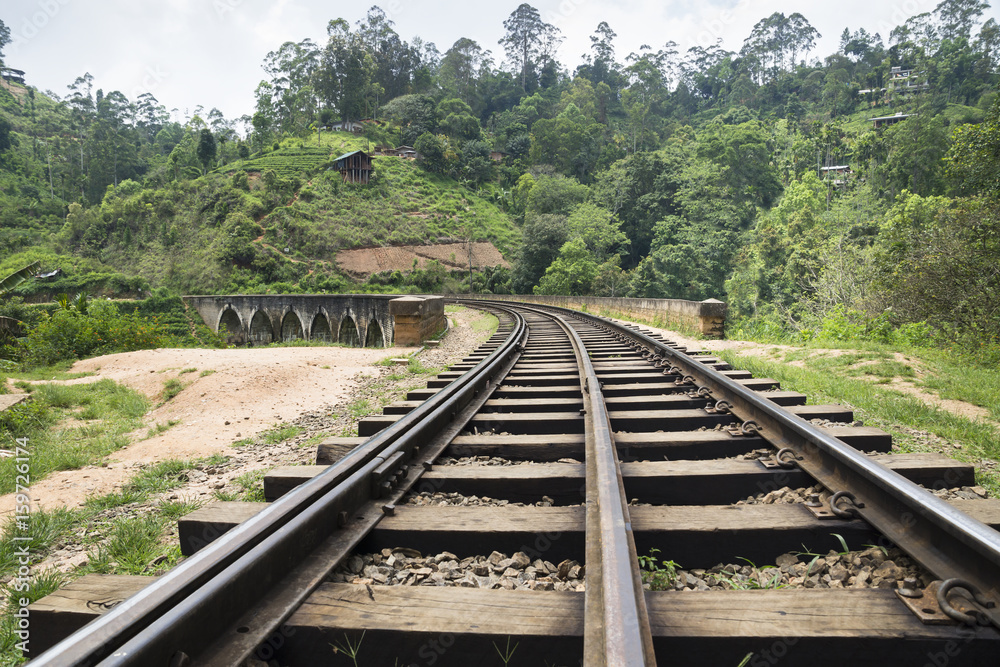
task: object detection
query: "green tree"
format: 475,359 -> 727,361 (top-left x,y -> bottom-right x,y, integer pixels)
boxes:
0,19 -> 10,66
877,112 -> 949,199
437,98 -> 481,142
0,116 -> 11,153
934,0 -> 990,42
511,213 -> 569,292
525,174 -> 589,216
383,94 -> 438,145
697,120 -> 783,221
440,38 -> 487,108
565,202 -> 627,261
529,103 -> 605,179
725,172 -> 827,316
499,3 -> 562,91
315,19 -> 371,123
592,148 -> 686,267
414,132 -> 447,173
535,238 -> 598,295
459,140 -> 494,186
872,191 -> 1000,338
197,129 -> 217,174
948,93 -> 1000,196
740,12 -> 821,83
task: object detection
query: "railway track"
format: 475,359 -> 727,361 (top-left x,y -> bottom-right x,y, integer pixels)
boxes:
29,301 -> 1000,666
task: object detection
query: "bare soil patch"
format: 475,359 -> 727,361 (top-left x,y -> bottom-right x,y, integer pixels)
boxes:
1,345 -> 416,514
336,242 -> 509,277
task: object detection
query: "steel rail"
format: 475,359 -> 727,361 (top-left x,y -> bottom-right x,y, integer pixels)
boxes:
33,307 -> 528,666
528,307 -> 655,665
565,309 -> 1000,628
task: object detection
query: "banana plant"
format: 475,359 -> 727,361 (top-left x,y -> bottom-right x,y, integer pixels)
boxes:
0,261 -> 41,297
0,261 -> 42,340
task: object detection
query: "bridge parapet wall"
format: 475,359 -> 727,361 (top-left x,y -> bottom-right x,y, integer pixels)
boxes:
461,295 -> 727,338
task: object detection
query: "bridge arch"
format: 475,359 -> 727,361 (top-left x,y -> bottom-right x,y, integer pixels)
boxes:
310,312 -> 333,342
280,311 -> 304,342
365,318 -> 386,348
217,308 -> 244,345
249,311 -> 274,346
337,315 -> 361,347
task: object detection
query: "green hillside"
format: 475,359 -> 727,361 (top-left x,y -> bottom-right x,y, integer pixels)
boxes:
1,1 -> 999,349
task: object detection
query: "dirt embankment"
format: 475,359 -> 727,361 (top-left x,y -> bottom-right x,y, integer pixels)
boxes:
336,242 -> 510,277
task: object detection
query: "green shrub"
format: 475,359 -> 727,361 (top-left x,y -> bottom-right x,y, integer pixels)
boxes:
21,300 -> 166,367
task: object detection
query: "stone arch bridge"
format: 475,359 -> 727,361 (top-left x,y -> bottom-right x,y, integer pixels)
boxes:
183,294 -> 400,347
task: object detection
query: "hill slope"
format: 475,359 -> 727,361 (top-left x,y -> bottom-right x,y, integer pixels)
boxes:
30,133 -> 519,296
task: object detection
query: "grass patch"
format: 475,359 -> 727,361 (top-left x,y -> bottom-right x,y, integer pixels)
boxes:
85,514 -> 182,575
0,454 -> 220,664
5,361 -> 96,382
160,378 -> 186,402
231,469 -> 268,502
178,367 -> 197,375
346,399 -> 372,420
300,433 -> 327,448
198,369 -> 216,377
470,312 -> 500,334
717,350 -> 1000,496
145,419 -> 181,438
917,351 -> 1000,421
156,497 -> 205,521
0,380 -> 149,494
0,507 -> 79,577
262,424 -> 303,444
0,569 -> 65,659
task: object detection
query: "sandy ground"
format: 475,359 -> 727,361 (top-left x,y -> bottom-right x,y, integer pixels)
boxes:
1,345 -> 416,514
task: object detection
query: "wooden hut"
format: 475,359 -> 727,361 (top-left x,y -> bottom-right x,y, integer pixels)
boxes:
334,150 -> 373,184
0,68 -> 26,85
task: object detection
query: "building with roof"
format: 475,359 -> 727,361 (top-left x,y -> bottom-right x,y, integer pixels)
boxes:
334,150 -> 373,184
0,68 -> 26,85
870,113 -> 914,129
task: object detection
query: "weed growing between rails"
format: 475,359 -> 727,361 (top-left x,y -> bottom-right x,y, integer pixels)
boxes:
638,548 -> 680,590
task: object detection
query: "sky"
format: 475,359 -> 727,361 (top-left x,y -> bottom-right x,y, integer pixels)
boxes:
3,0 -> 998,125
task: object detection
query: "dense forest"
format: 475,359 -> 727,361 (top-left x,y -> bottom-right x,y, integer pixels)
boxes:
1,1 -> 999,349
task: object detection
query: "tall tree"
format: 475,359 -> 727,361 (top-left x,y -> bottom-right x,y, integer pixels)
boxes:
315,19 -> 372,123
260,39 -> 319,133
499,3 -> 562,91
741,12 -> 820,83
66,73 -> 96,198
197,128 -> 217,174
934,0 -> 990,42
440,38 -> 487,107
577,22 -> 623,92
0,18 -> 10,66
356,6 -> 417,102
